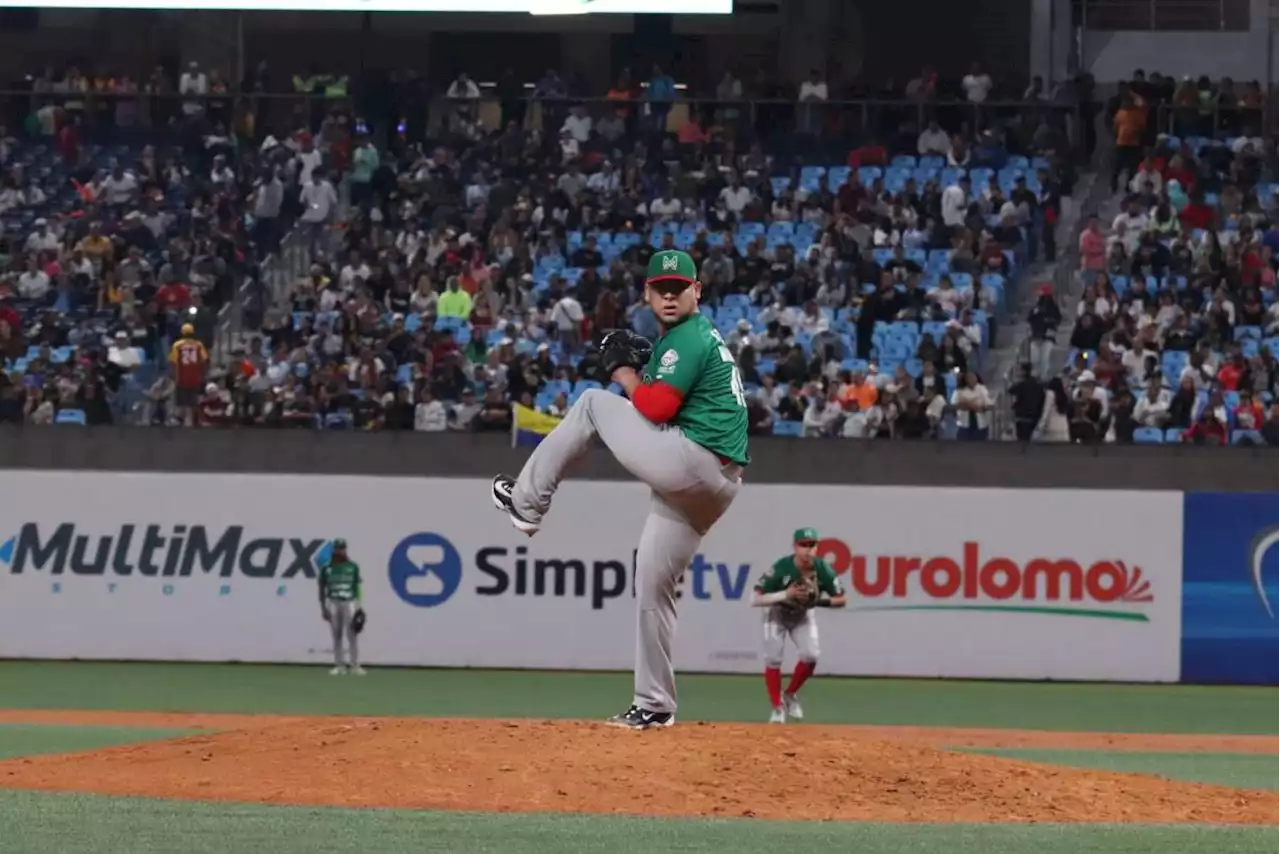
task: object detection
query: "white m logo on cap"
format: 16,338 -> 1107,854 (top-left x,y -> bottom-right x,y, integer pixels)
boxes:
662,255 -> 679,271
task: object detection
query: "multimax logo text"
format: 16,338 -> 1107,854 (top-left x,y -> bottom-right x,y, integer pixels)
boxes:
0,523 -> 328,580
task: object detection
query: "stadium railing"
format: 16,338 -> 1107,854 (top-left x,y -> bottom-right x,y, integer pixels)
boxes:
0,90 -> 1092,162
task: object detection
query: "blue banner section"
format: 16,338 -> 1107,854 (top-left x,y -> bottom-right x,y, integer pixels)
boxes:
1181,492 -> 1279,685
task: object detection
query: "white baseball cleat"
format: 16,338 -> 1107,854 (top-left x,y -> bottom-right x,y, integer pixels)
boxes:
769,706 -> 786,724
349,665 -> 367,676
783,693 -> 804,720
329,666 -> 346,676
491,475 -> 540,536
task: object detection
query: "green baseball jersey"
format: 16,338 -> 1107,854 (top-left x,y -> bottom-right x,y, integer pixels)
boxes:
320,560 -> 362,602
643,312 -> 750,465
755,556 -> 844,597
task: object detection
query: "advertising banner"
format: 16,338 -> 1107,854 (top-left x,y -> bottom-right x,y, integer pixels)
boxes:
1180,492 -> 1279,685
0,472 -> 1183,682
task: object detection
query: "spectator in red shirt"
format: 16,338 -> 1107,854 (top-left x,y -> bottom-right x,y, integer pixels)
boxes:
1240,242 -> 1264,285
1179,191 -> 1215,231
1217,352 -> 1246,390
431,328 -> 460,364
846,142 -> 886,168
1235,389 -> 1265,431
155,278 -> 192,312
1091,345 -> 1124,388
198,382 -> 231,426
1162,153 -> 1195,194
1182,409 -> 1228,445
168,323 -> 209,427
57,114 -> 81,164
835,174 -> 866,216
0,317 -> 23,362
1078,216 -> 1106,271
0,298 -> 21,331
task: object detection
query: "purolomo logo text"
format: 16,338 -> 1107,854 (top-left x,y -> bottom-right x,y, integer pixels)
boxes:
817,540 -> 1155,621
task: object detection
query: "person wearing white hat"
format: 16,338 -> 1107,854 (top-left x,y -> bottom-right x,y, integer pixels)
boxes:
726,318 -> 753,355
108,331 -> 141,371
1073,370 -> 1110,418
24,219 -> 58,254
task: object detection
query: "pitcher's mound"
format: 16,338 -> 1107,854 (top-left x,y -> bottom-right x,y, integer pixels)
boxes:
0,718 -> 1273,824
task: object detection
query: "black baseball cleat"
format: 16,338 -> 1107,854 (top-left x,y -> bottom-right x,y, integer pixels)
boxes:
605,705 -> 675,730
491,475 -> 539,537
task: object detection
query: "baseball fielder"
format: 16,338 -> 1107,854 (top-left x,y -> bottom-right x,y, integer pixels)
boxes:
319,538 -> 366,675
493,249 -> 749,730
752,528 -> 846,722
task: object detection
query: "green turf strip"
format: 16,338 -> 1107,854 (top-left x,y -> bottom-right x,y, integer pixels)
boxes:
1,791 -> 1276,854
0,725 -> 197,760
1,662 -> 1275,735
964,748 -> 1280,791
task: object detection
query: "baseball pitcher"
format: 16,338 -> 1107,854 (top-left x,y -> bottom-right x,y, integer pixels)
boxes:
752,528 -> 846,723
319,538 -> 366,675
492,249 -> 749,730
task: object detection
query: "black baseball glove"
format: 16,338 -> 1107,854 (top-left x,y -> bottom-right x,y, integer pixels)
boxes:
352,608 -> 367,634
597,329 -> 654,375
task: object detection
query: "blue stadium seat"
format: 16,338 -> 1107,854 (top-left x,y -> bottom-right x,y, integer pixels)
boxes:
54,409 -> 87,426
324,412 -> 353,430
1234,325 -> 1262,341
1133,427 -> 1164,445
772,420 -> 804,437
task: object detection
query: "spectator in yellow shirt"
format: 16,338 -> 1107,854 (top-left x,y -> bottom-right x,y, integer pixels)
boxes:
437,276 -> 473,320
75,221 -> 114,267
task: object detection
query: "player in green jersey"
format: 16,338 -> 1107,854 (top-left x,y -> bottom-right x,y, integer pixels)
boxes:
752,528 -> 846,723
319,538 -> 366,676
492,249 -> 748,730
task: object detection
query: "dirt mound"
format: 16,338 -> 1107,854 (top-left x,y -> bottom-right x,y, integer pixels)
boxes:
0,718 -> 1273,824
0,710 -> 1271,754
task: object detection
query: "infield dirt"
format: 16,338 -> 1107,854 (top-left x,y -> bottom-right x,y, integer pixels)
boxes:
0,711 -> 1274,825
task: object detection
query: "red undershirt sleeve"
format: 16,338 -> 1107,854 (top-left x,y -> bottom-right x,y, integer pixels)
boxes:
632,381 -> 685,424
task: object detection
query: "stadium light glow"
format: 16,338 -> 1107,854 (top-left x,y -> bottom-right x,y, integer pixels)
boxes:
0,0 -> 732,12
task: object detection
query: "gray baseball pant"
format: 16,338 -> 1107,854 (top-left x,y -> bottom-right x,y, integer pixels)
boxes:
762,609 -> 821,666
512,388 -> 742,715
326,599 -> 358,667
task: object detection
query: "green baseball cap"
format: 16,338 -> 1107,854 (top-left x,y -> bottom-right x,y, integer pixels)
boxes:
646,249 -> 697,286
333,538 -> 348,549
793,528 -> 819,544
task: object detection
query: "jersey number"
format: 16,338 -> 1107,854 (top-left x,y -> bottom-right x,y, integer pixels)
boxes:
710,329 -> 746,408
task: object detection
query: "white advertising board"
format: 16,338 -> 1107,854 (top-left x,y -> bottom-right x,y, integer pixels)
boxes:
0,471 -> 1184,681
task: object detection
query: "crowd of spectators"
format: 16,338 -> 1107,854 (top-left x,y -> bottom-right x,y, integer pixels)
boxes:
0,61 -> 357,426
1010,74 -> 1277,447
0,60 -> 1159,443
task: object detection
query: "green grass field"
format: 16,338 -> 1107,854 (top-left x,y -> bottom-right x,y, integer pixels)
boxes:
0,662 -> 1275,854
